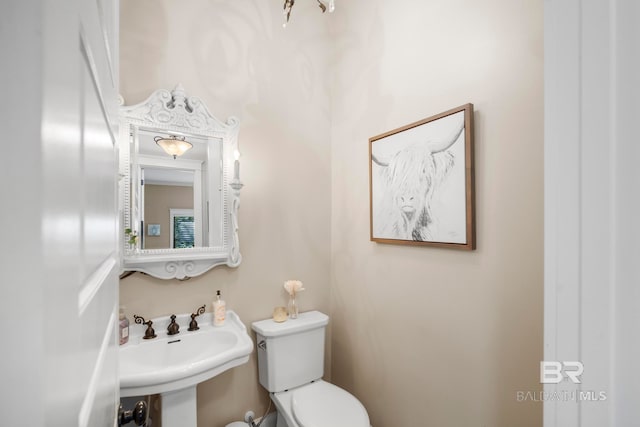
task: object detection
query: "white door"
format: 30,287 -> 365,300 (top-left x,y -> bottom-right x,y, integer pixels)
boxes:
1,0 -> 121,426
544,0 -> 640,426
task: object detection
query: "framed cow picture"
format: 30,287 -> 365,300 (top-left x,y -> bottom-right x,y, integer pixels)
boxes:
369,103 -> 475,250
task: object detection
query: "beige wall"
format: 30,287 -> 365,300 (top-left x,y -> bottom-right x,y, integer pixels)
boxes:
329,1 -> 543,426
143,184 -> 193,249
121,0 -> 543,426
120,1 -> 332,426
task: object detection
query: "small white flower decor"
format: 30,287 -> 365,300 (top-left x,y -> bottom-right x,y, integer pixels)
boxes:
125,228 -> 138,252
284,280 -> 305,319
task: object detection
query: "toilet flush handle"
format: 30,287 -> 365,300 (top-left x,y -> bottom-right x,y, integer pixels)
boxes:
258,340 -> 266,351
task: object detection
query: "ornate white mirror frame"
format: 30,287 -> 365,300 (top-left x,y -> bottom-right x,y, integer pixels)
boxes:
119,85 -> 243,279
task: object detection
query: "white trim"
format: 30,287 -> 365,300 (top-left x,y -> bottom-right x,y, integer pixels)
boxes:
138,154 -> 203,171
79,27 -> 117,146
78,255 -> 117,316
78,309 -> 117,427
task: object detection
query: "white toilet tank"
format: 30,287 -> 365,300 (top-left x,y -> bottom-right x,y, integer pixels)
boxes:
252,311 -> 329,393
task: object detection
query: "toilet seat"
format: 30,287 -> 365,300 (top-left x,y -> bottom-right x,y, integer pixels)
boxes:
273,380 -> 370,427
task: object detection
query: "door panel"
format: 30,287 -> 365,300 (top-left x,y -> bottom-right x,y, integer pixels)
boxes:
77,1 -> 120,425
81,47 -> 118,274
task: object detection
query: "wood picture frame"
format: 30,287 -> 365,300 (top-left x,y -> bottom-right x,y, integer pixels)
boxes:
369,103 -> 475,250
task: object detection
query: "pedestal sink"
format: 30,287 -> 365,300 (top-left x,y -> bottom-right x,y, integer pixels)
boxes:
120,310 -> 253,427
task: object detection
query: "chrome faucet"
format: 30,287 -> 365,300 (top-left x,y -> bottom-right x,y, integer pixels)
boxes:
167,314 -> 180,335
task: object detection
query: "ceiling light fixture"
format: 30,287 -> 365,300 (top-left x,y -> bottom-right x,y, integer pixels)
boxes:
283,0 -> 335,27
154,135 -> 193,159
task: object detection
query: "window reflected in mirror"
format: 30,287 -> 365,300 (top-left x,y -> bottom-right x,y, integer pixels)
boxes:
171,209 -> 195,249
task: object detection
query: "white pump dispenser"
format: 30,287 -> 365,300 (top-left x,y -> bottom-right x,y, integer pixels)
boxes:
213,290 -> 226,326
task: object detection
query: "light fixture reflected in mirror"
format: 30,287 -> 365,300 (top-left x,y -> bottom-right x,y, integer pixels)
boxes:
154,135 -> 193,159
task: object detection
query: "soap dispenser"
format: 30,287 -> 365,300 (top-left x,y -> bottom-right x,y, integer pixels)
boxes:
119,307 -> 130,345
213,290 -> 226,326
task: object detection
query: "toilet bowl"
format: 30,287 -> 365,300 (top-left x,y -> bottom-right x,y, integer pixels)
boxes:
271,380 -> 369,427
251,311 -> 371,427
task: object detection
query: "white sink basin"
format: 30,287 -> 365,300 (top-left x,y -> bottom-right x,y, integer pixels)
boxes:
120,310 -> 253,397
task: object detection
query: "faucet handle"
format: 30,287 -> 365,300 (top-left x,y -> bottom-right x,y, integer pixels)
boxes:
188,304 -> 206,331
167,314 -> 180,335
133,315 -> 157,339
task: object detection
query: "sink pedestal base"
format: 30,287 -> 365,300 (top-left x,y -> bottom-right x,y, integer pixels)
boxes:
162,386 -> 197,427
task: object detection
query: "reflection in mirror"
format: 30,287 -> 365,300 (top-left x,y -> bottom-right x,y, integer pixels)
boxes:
119,85 -> 242,279
142,167 -> 195,249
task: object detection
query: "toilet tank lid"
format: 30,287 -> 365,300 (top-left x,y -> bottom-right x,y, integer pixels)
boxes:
252,311 -> 329,337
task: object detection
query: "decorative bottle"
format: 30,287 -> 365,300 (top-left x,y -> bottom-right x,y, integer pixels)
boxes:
213,290 -> 226,326
284,280 -> 304,319
287,294 -> 298,319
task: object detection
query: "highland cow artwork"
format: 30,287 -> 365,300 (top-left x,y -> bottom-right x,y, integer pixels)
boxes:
369,104 -> 475,250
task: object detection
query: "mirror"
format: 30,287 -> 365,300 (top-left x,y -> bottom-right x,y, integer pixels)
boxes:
119,85 -> 243,279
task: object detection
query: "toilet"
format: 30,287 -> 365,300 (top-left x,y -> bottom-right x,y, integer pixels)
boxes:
252,311 -> 370,427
